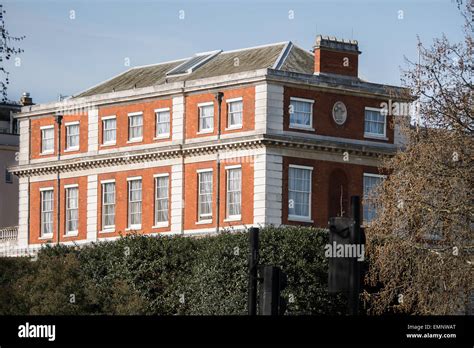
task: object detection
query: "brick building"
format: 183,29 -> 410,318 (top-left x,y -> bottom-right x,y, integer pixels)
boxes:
9,35 -> 408,253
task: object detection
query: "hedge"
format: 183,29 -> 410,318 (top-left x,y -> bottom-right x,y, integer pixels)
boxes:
0,226 -> 346,315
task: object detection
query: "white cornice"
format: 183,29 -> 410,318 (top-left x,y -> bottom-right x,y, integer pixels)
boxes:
9,134 -> 396,177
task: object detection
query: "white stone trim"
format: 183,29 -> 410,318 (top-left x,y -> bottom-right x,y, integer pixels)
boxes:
225,97 -> 243,103
253,148 -> 283,226
363,172 -> 387,179
19,118 -> 30,165
127,176 -> 142,181
172,96 -> 184,143
88,108 -> 99,154
127,111 -> 143,117
100,179 -> 115,184
197,101 -> 214,107
290,97 -> 314,104
288,164 -> 313,171
196,168 -> 213,173
224,164 -> 241,170
86,174 -> 98,242
255,83 -> 284,135
17,177 -> 30,248
170,163 -> 183,234
39,186 -> 54,191
154,107 -> 170,113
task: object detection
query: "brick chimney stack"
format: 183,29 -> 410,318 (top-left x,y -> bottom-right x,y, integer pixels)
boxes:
312,35 -> 361,78
20,92 -> 33,106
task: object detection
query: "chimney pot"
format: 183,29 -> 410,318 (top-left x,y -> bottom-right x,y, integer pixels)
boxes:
20,92 -> 34,106
312,34 -> 361,78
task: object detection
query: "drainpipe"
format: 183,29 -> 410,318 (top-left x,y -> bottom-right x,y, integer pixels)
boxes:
180,86 -> 186,235
215,92 -> 224,234
55,113 -> 63,245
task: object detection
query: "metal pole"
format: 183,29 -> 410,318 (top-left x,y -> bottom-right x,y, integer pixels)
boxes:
248,227 -> 259,315
55,114 -> 63,245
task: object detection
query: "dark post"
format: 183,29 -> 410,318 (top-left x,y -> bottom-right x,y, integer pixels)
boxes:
248,227 -> 259,315
349,196 -> 361,315
259,266 -> 287,316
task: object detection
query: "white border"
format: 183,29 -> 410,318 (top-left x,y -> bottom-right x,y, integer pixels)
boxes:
364,107 -> 387,139
288,164 -> 313,222
289,97 -> 315,131
225,97 -> 243,103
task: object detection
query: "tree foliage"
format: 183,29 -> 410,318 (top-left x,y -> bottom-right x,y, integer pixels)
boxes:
0,4 -> 24,102
364,2 -> 473,314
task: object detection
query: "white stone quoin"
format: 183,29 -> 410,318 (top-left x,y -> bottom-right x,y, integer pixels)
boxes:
253,148 -> 283,227
170,162 -> 184,234
86,174 -> 98,242
87,107 -> 99,154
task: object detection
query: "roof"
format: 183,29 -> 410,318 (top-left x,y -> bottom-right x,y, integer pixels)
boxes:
76,42 -> 315,98
0,103 -> 21,122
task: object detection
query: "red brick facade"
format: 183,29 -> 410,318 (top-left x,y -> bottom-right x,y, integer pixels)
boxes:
283,87 -> 394,143
18,38 -> 402,247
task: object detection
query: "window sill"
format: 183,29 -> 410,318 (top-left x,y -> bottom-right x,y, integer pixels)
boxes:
225,125 -> 243,131
64,147 -> 79,153
127,138 -> 143,144
196,130 -> 214,135
101,142 -> 116,147
224,216 -> 241,222
288,215 -> 313,223
126,225 -> 142,231
39,234 -> 54,240
154,134 -> 170,140
364,134 -> 388,141
289,125 -> 315,132
40,151 -> 54,156
100,228 -> 115,234
152,222 -> 169,229
64,231 -> 78,237
196,219 -> 212,225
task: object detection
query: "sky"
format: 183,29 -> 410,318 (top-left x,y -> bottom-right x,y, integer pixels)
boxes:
2,0 -> 467,104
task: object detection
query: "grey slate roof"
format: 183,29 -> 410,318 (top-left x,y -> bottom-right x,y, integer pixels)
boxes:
74,41 -> 404,99
76,42 -> 305,98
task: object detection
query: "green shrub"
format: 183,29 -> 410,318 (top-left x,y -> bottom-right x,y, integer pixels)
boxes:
0,226 -> 346,315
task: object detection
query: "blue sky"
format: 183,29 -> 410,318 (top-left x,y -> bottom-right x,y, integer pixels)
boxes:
3,0 -> 466,104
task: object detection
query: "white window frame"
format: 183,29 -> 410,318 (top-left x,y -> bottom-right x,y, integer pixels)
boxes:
40,187 -> 54,238
154,108 -> 171,139
65,121 -> 80,152
5,169 -> 12,184
101,180 -> 116,232
289,97 -> 315,131
363,173 -> 386,225
102,116 -> 117,146
197,168 -> 213,223
288,164 -> 313,222
225,165 -> 242,221
128,112 -> 143,142
153,173 -> 170,228
65,184 -> 79,236
40,125 -> 55,155
226,97 -> 243,130
127,177 -> 142,230
197,102 -> 214,134
364,107 -> 387,139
